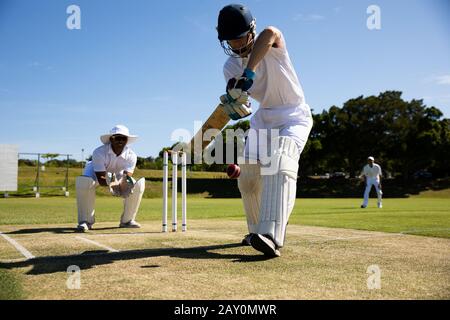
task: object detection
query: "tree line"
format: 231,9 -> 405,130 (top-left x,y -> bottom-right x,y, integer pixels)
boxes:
19,91 -> 449,179
302,91 -> 449,179
174,90 -> 449,179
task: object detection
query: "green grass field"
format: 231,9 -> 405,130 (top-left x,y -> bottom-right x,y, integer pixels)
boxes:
14,166 -> 226,198
1,197 -> 449,238
0,269 -> 23,300
1,168 -> 449,300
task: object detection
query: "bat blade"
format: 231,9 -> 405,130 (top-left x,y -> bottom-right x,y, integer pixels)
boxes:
189,104 -> 230,151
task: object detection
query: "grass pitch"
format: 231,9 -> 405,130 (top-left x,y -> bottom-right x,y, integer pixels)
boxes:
0,268 -> 23,300
1,197 -> 449,238
0,195 -> 449,299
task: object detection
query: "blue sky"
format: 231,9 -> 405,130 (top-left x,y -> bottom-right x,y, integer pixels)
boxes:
1,0 -> 449,160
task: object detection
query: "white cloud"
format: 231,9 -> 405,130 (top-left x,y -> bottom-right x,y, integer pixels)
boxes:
439,95 -> 450,104
27,61 -> 54,71
427,94 -> 450,103
425,74 -> 450,86
434,75 -> 450,85
293,13 -> 325,22
28,61 -> 42,68
150,96 -> 171,102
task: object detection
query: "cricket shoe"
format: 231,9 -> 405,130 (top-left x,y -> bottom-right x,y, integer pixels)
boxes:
361,205 -> 367,208
378,203 -> 383,208
119,220 -> 141,228
250,234 -> 281,257
76,222 -> 89,233
241,233 -> 254,246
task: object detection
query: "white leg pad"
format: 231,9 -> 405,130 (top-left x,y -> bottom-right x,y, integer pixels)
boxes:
237,163 -> 262,234
76,176 -> 96,225
258,137 -> 300,247
121,178 -> 145,224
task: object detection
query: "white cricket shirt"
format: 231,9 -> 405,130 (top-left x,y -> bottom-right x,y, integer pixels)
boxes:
223,32 -> 305,109
361,163 -> 382,179
83,144 -> 137,180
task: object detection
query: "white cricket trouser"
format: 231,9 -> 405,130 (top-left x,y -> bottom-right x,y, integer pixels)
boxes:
238,104 -> 313,247
362,177 -> 382,207
76,176 -> 145,225
244,104 -> 313,161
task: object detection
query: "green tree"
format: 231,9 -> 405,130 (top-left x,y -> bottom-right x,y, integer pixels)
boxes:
302,91 -> 449,178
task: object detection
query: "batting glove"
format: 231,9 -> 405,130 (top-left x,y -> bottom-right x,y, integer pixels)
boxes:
226,68 -> 256,104
220,94 -> 252,120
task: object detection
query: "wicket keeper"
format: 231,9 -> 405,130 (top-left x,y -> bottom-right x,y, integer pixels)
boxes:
76,125 -> 145,232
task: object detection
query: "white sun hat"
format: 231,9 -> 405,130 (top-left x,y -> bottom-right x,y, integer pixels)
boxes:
100,125 -> 138,145
368,156 -> 375,161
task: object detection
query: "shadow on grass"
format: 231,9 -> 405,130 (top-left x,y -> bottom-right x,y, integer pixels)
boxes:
3,226 -> 135,235
3,193 -> 70,198
0,243 -> 272,275
4,227 -> 164,236
4,227 -> 79,235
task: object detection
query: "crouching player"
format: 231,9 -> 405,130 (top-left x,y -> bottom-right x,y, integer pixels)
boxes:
76,125 -> 145,232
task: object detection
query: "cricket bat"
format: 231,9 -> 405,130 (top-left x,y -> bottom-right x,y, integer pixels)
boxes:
189,104 -> 230,152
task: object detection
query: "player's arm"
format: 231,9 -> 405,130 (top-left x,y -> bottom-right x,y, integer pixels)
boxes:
378,166 -> 382,189
228,27 -> 283,97
359,169 -> 366,184
95,171 -> 108,186
95,171 -> 132,187
92,149 -> 109,186
246,26 -> 284,72
358,168 -> 364,179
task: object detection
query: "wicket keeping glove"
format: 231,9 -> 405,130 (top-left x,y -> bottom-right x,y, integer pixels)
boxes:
107,173 -> 135,198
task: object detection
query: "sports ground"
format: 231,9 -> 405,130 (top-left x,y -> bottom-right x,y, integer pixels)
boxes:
1,195 -> 449,300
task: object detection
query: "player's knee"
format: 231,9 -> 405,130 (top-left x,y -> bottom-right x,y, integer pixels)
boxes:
263,136 -> 299,179
133,178 -> 145,193
278,156 -> 299,180
76,176 -> 96,191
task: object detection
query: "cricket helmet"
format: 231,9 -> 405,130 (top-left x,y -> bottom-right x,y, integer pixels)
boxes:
217,4 -> 256,41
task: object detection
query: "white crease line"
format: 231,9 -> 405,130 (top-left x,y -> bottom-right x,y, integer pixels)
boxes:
307,233 -> 404,243
0,232 -> 35,260
75,236 -> 120,252
0,258 -> 29,263
293,231 -> 349,239
89,232 -> 153,237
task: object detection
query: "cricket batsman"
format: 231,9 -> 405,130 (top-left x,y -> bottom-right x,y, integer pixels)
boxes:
360,156 -> 383,208
76,125 -> 145,232
217,4 -> 313,257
